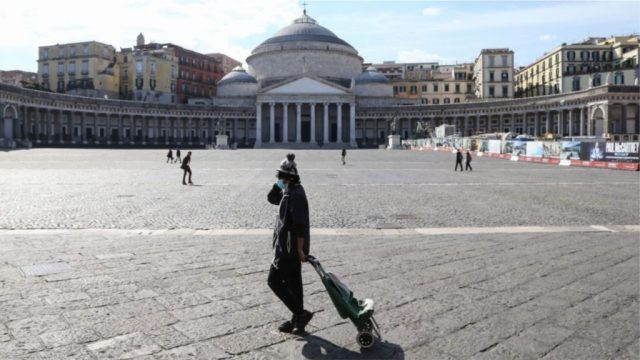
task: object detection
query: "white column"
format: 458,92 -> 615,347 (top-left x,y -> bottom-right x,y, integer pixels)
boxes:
310,103 -> 316,144
269,102 -> 275,143
255,103 -> 262,146
296,103 -> 302,143
323,102 -> 329,143
579,107 -> 585,136
349,102 -> 356,146
282,103 -> 288,143
337,103 -> 343,143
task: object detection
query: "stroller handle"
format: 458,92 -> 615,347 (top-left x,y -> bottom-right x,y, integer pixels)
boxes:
306,254 -> 326,278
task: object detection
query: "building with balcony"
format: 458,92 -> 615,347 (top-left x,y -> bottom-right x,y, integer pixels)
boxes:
473,48 -> 514,99
206,53 -> 242,76
515,35 -> 639,98
37,41 -> 120,99
370,62 -> 475,105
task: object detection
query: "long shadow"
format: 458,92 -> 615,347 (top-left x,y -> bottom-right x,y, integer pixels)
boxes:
301,334 -> 404,360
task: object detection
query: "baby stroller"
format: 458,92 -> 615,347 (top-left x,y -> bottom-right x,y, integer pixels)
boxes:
307,255 -> 382,348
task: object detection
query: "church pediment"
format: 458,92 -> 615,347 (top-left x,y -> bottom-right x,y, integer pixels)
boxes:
262,77 -> 350,95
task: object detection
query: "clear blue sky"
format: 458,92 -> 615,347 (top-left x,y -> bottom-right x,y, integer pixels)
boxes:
1,0 -> 638,72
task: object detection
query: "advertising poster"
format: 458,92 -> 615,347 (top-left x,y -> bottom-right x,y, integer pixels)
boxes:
604,142 -> 640,163
479,140 -> 489,152
579,141 -> 606,161
506,140 -> 527,156
488,140 -> 502,153
560,141 -> 581,160
543,142 -> 561,158
526,141 -> 544,157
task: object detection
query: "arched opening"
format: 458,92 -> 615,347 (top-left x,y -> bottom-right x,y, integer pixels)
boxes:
592,107 -> 605,137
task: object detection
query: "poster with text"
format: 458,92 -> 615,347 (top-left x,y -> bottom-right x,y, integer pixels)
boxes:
579,141 -> 606,161
543,142 -> 561,158
604,142 -> 640,163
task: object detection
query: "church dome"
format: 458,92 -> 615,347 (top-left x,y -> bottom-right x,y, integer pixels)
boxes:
217,66 -> 258,86
355,66 -> 389,84
255,11 -> 355,51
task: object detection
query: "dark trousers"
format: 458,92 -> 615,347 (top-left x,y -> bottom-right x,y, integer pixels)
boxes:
466,161 -> 472,171
455,160 -> 464,171
182,166 -> 192,183
268,260 -> 303,315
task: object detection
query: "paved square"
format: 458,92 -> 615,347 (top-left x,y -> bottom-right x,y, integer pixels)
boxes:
0,149 -> 638,359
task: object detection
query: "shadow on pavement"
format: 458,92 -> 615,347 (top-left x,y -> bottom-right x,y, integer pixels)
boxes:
301,334 -> 404,359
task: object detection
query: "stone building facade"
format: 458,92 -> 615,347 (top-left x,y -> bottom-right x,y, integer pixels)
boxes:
2,12 -> 639,149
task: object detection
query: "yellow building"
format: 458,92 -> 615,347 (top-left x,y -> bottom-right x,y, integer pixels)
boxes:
370,62 -> 475,104
37,41 -> 119,98
515,35 -> 639,98
118,39 -> 178,104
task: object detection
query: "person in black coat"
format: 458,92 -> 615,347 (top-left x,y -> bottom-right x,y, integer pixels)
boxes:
455,149 -> 464,171
341,148 -> 347,165
175,148 -> 182,164
267,155 -> 313,335
166,149 -> 173,163
466,151 -> 473,171
181,151 -> 192,185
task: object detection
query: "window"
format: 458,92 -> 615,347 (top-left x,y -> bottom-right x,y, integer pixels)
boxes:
454,98 -> 460,103
433,84 -> 438,92
592,74 -> 601,87
57,80 -> 64,92
423,98 -> 429,104
171,65 -> 176,78
124,68 -> 128,77
555,53 -> 560,63
136,60 -> 143,75
81,60 -> 89,75
580,51 -> 588,61
489,56 -> 495,67
455,84 -> 460,93
572,77 -> 580,91
467,84 -> 472,93
43,48 -> 49,60
69,45 -> 76,57
58,46 -> 64,58
567,65 -> 575,74
393,86 -> 398,95
421,85 -> 427,92
580,64 -> 590,73
170,82 -> 176,93
82,44 -> 89,55
489,86 -> 495,97
433,98 -> 439,104
124,56 -> 128,63
68,62 -> 76,75
614,72 -> 624,85
489,71 -> 495,82
444,98 -> 450,104
501,71 -> 509,81
556,68 -> 560,78
410,85 -> 417,94
592,51 -> 599,61
444,84 -> 449,92
43,63 -> 49,76
501,55 -> 508,66
567,51 -> 575,61
57,62 -> 64,76
502,86 -> 508,97
150,62 -> 156,75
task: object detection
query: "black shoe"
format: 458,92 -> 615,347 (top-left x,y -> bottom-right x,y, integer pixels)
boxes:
278,315 -> 296,333
293,310 -> 313,335
188,181 -> 193,184
183,182 -> 187,185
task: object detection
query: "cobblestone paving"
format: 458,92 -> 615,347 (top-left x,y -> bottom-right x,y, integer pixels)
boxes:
0,149 -> 638,229
0,227 -> 638,359
0,149 -> 638,359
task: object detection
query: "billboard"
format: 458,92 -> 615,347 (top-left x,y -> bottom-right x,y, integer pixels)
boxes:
526,141 -> 544,157
604,142 -> 640,163
488,140 -> 501,154
560,141 -> 581,160
543,142 -> 561,158
579,141 -> 606,161
505,140 -> 527,156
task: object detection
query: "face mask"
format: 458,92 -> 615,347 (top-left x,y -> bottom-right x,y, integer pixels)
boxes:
276,179 -> 287,190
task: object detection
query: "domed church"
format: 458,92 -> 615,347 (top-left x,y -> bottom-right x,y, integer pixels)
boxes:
216,10 -> 393,147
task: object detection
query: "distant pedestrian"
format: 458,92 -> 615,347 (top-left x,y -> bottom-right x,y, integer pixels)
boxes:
465,151 -> 473,171
341,148 -> 347,165
181,151 -> 193,185
455,149 -> 464,171
166,149 -> 174,163
175,148 -> 182,164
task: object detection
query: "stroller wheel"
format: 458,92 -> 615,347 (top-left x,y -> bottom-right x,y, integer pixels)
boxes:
357,331 -> 375,348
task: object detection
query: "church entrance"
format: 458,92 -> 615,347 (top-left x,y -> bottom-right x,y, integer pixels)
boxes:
301,121 -> 310,142
331,123 -> 337,142
275,123 -> 281,142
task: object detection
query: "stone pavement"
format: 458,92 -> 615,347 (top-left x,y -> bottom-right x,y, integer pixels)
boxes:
0,226 -> 638,359
0,149 -> 638,359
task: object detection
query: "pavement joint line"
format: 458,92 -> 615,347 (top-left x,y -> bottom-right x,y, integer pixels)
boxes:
0,225 -> 638,236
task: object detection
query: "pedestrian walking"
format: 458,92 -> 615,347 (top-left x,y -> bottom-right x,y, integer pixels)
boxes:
181,151 -> 193,185
166,149 -> 174,163
465,151 -> 473,171
341,148 -> 347,165
455,149 -> 464,171
175,148 -> 182,164
266,154 -> 313,335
